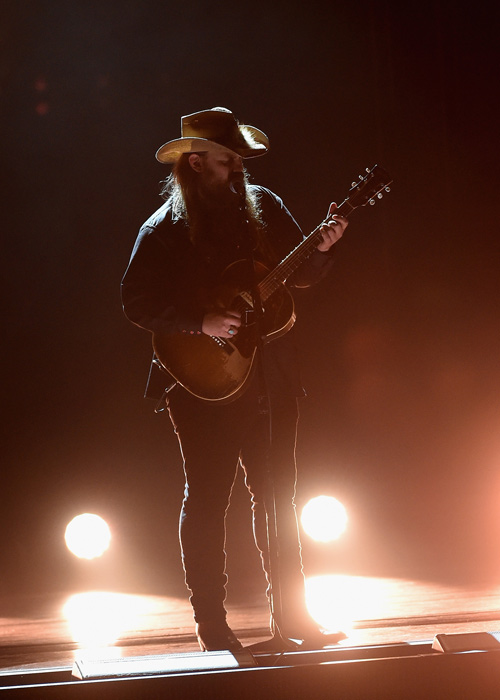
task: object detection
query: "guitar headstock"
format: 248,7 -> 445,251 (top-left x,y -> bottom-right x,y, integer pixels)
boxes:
345,164 -> 393,211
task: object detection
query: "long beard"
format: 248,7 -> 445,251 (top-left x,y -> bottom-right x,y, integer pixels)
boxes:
197,174 -> 247,210
175,167 -> 265,259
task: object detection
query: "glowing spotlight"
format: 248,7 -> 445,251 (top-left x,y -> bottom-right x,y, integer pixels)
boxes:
65,513 -> 111,560
301,495 -> 348,542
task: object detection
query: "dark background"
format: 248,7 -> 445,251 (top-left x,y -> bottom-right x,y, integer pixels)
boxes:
2,1 -> 499,603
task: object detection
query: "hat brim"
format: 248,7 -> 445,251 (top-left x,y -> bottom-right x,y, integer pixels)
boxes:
156,126 -> 269,164
156,138 -> 234,163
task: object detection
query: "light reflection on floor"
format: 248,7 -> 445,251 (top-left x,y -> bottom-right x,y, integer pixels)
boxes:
2,575 -> 500,673
306,575 -> 500,646
62,592 -> 166,658
306,575 -> 395,635
61,590 -> 193,662
57,575 -> 500,658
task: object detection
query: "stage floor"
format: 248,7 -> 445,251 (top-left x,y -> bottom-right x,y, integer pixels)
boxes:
2,576 -> 500,677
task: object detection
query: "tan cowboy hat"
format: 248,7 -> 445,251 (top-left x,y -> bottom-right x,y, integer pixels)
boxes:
155,107 -> 269,163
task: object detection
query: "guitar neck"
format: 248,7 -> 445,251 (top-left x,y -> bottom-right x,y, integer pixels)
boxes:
258,197 -> 354,302
258,164 -> 392,302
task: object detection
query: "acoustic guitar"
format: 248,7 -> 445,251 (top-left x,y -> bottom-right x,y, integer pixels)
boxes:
153,164 -> 392,402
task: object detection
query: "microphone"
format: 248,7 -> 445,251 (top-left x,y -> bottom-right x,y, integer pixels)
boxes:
229,173 -> 245,196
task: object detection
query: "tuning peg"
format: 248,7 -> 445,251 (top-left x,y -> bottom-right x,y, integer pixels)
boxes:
369,199 -> 376,206
377,193 -> 383,199
351,182 -> 357,187
385,186 -> 391,193
358,174 -> 364,180
366,167 -> 370,172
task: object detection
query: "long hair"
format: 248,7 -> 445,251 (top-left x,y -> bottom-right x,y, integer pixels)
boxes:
160,153 -> 200,222
160,154 -> 270,258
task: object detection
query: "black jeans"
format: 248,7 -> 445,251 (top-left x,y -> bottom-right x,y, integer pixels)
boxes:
167,379 -> 308,631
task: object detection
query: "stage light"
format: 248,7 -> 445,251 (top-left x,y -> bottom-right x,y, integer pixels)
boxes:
301,495 -> 348,541
65,513 -> 111,560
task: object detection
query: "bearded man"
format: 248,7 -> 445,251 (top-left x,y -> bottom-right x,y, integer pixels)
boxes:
121,107 -> 347,652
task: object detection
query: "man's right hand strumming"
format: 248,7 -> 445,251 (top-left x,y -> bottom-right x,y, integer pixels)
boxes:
202,310 -> 242,338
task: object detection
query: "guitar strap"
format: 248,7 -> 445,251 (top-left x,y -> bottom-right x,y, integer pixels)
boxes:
146,355 -> 178,414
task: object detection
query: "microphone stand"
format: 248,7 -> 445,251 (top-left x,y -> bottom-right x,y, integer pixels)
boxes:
231,179 -> 298,652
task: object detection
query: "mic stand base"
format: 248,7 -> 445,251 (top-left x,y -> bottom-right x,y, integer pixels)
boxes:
245,633 -> 301,653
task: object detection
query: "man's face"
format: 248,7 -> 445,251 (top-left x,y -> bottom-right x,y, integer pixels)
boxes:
190,150 -> 244,202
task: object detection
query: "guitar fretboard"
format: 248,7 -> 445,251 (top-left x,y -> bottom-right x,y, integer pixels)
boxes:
258,198 -> 354,301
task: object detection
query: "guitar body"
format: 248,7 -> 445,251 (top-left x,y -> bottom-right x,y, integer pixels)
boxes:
153,259 -> 295,402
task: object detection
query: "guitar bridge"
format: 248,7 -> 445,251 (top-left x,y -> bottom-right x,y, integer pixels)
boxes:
237,292 -> 256,327
210,336 -> 235,355
243,308 -> 255,326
